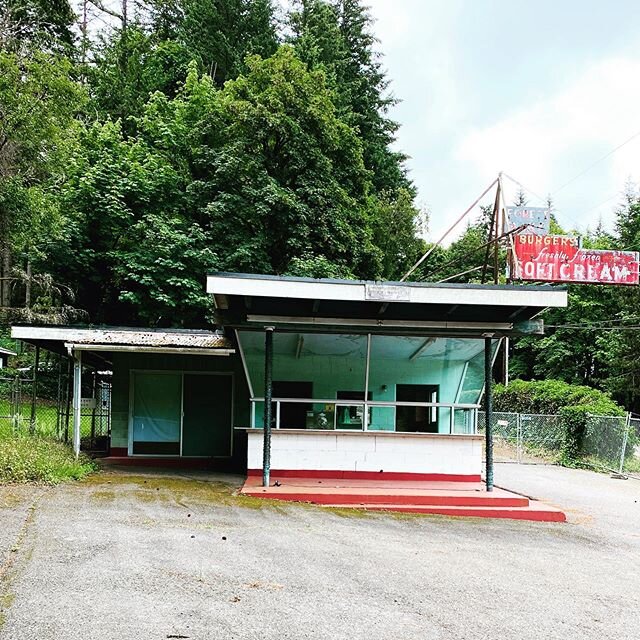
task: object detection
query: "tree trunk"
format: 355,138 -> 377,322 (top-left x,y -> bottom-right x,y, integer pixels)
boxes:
0,241 -> 10,307
25,258 -> 31,308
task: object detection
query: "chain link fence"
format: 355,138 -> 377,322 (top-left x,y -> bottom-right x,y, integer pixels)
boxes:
478,411 -> 640,476
582,415 -> 640,476
0,351 -> 111,454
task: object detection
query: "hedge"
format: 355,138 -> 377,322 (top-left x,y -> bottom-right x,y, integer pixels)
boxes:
493,379 -> 626,464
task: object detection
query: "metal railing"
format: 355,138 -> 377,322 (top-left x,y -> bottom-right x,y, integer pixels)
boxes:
250,397 -> 480,434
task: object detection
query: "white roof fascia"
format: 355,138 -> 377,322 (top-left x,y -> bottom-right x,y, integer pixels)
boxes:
206,275 -> 568,308
65,344 -> 234,356
245,315 -> 513,331
11,326 -> 217,341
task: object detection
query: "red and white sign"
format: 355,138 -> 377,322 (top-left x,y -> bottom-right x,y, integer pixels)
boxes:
512,234 -> 639,285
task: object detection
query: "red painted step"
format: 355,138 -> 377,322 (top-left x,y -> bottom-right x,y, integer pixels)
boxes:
321,503 -> 567,522
241,489 -> 529,508
240,475 -> 567,522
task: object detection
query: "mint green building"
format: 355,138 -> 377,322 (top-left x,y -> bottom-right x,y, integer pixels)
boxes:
12,273 -> 567,481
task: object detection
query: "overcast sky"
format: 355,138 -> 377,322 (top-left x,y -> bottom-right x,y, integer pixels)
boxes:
364,0 -> 640,242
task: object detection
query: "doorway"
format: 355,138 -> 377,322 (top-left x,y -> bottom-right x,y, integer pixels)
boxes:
130,371 -> 233,456
395,384 -> 439,433
273,381 -> 312,429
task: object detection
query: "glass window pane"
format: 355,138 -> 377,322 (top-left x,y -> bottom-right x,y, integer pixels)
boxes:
239,331 -> 367,430
368,336 -> 487,433
457,340 -> 498,405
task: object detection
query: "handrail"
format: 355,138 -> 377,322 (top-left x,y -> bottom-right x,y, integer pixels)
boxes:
249,397 -> 479,434
250,397 -> 480,409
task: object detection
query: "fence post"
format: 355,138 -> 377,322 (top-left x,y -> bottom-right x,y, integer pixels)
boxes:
11,375 -> 20,432
72,351 -> 82,458
516,413 -> 522,464
29,345 -> 40,435
618,412 -> 631,475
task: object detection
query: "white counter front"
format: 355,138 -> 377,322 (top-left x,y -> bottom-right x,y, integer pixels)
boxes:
245,428 -> 483,480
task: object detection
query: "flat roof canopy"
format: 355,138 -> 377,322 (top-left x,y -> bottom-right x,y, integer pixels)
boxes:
207,272 -> 568,337
11,326 -> 235,367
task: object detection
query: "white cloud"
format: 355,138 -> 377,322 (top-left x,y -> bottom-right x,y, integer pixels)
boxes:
455,57 -> 640,232
366,0 -> 412,47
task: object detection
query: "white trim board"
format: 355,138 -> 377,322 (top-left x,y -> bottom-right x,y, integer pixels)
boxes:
245,315 -> 513,331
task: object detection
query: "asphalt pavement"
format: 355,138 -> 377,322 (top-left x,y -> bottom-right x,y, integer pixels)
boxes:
0,465 -> 638,640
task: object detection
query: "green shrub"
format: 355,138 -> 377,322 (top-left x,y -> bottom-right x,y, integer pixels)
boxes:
494,379 -> 626,464
494,379 -> 624,416
0,431 -> 96,484
558,406 -> 589,463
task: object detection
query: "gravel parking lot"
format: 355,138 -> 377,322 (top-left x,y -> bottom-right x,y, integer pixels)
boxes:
1,464 -> 639,640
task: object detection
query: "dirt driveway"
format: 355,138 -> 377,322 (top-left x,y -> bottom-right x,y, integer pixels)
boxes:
1,465 -> 639,640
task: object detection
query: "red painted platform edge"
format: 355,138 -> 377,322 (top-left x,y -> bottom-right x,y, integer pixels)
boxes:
242,491 -> 528,508
246,469 -> 482,482
110,447 -> 128,457
323,504 -> 567,523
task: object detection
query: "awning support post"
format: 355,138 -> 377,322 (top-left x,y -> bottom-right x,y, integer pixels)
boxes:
263,327 -> 274,487
72,350 -> 82,458
484,337 -> 494,492
29,344 -> 40,434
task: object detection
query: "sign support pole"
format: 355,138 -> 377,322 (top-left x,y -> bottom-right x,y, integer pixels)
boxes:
481,175 -> 501,284
493,175 -> 502,284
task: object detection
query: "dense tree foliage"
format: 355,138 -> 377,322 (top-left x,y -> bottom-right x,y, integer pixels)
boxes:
0,50 -> 84,308
2,0 -> 425,325
0,0 -> 76,54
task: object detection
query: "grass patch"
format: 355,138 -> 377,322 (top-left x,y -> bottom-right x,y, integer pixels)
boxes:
0,428 -> 96,485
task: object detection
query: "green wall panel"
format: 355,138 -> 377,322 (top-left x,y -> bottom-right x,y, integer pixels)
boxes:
182,374 -> 233,456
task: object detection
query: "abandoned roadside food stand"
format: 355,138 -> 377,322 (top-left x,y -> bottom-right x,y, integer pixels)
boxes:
11,273 -> 568,493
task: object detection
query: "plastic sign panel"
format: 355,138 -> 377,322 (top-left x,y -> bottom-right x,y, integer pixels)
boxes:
506,206 -> 551,236
512,234 -> 639,285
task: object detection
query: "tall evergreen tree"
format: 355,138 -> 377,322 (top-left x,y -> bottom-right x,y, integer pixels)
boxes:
179,0 -> 279,85
335,0 -> 411,196
289,0 -> 412,197
89,25 -> 193,131
90,1 -> 279,128
0,0 -> 76,54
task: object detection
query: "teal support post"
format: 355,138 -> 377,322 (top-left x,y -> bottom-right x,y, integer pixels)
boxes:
263,327 -> 274,487
484,337 -> 494,492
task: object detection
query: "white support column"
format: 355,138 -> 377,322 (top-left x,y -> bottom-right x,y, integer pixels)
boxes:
73,350 -> 82,457
503,337 -> 510,387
